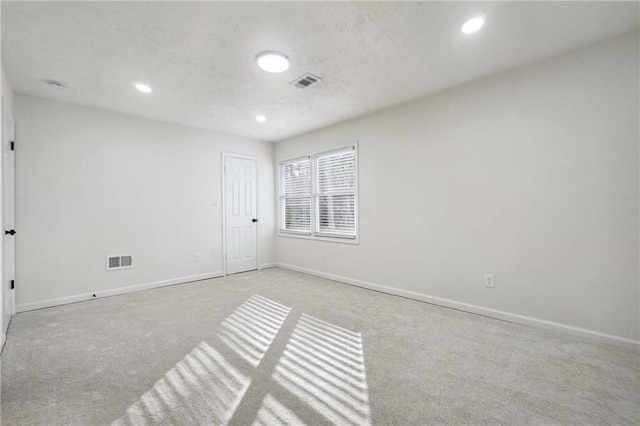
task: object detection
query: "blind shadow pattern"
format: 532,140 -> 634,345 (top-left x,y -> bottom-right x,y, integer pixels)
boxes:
252,394 -> 305,426
113,295 -> 290,426
272,314 -> 371,425
112,341 -> 250,426
218,294 -> 291,367
112,298 -> 370,425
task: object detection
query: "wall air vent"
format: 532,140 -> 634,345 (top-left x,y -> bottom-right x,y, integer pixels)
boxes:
106,254 -> 133,271
291,73 -> 322,89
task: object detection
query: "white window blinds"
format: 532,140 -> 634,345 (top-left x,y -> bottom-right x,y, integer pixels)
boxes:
315,148 -> 356,238
280,157 -> 311,233
279,146 -> 358,240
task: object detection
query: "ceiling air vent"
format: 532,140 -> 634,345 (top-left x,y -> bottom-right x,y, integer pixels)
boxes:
291,73 -> 322,89
106,254 -> 133,271
45,79 -> 68,90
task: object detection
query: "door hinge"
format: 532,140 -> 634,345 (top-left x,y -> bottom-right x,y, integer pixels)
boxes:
10,141 -> 14,151
10,279 -> 14,290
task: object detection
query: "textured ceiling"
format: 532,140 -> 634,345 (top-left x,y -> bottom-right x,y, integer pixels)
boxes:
2,1 -> 639,142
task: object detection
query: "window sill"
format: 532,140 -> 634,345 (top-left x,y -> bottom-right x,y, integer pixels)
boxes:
278,232 -> 359,245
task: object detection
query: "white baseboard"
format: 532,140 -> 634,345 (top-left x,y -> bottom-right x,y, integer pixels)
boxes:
276,263 -> 640,350
16,271 -> 225,313
259,263 -> 277,270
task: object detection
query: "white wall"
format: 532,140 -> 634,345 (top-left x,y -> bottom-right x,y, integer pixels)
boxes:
15,94 -> 275,310
2,68 -> 14,119
275,33 -> 639,343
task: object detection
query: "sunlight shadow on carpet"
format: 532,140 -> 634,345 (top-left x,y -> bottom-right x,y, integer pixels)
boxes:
252,394 -> 306,426
272,314 -> 371,426
111,297 -> 370,425
112,341 -> 250,426
218,294 -> 291,367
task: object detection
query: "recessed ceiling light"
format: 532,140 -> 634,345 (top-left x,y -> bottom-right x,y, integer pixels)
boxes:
134,83 -> 152,93
256,114 -> 267,123
256,51 -> 290,73
462,15 -> 486,35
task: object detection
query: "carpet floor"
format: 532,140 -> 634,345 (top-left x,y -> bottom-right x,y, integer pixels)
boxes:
1,267 -> 638,425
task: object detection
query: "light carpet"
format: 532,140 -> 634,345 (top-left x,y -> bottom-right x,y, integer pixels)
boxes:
1,268 -> 638,425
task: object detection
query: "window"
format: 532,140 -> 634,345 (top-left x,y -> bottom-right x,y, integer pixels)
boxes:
280,157 -> 311,233
279,146 -> 357,240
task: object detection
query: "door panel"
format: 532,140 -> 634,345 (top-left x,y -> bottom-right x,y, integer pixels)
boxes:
225,156 -> 257,274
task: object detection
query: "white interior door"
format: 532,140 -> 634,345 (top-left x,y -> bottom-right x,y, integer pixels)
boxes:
224,156 -> 258,275
2,97 -> 16,333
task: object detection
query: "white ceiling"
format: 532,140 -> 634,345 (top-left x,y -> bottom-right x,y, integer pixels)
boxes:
2,1 -> 638,142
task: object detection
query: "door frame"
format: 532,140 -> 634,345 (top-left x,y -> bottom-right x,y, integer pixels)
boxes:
221,152 -> 259,276
1,95 -> 16,349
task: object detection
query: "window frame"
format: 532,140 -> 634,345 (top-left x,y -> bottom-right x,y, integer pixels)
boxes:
278,144 -> 359,243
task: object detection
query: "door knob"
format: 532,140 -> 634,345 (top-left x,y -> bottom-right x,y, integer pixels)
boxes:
252,218 -> 258,223
5,229 -> 16,235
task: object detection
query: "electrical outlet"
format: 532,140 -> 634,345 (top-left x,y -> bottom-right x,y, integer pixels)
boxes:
484,274 -> 495,288
194,252 -> 201,262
